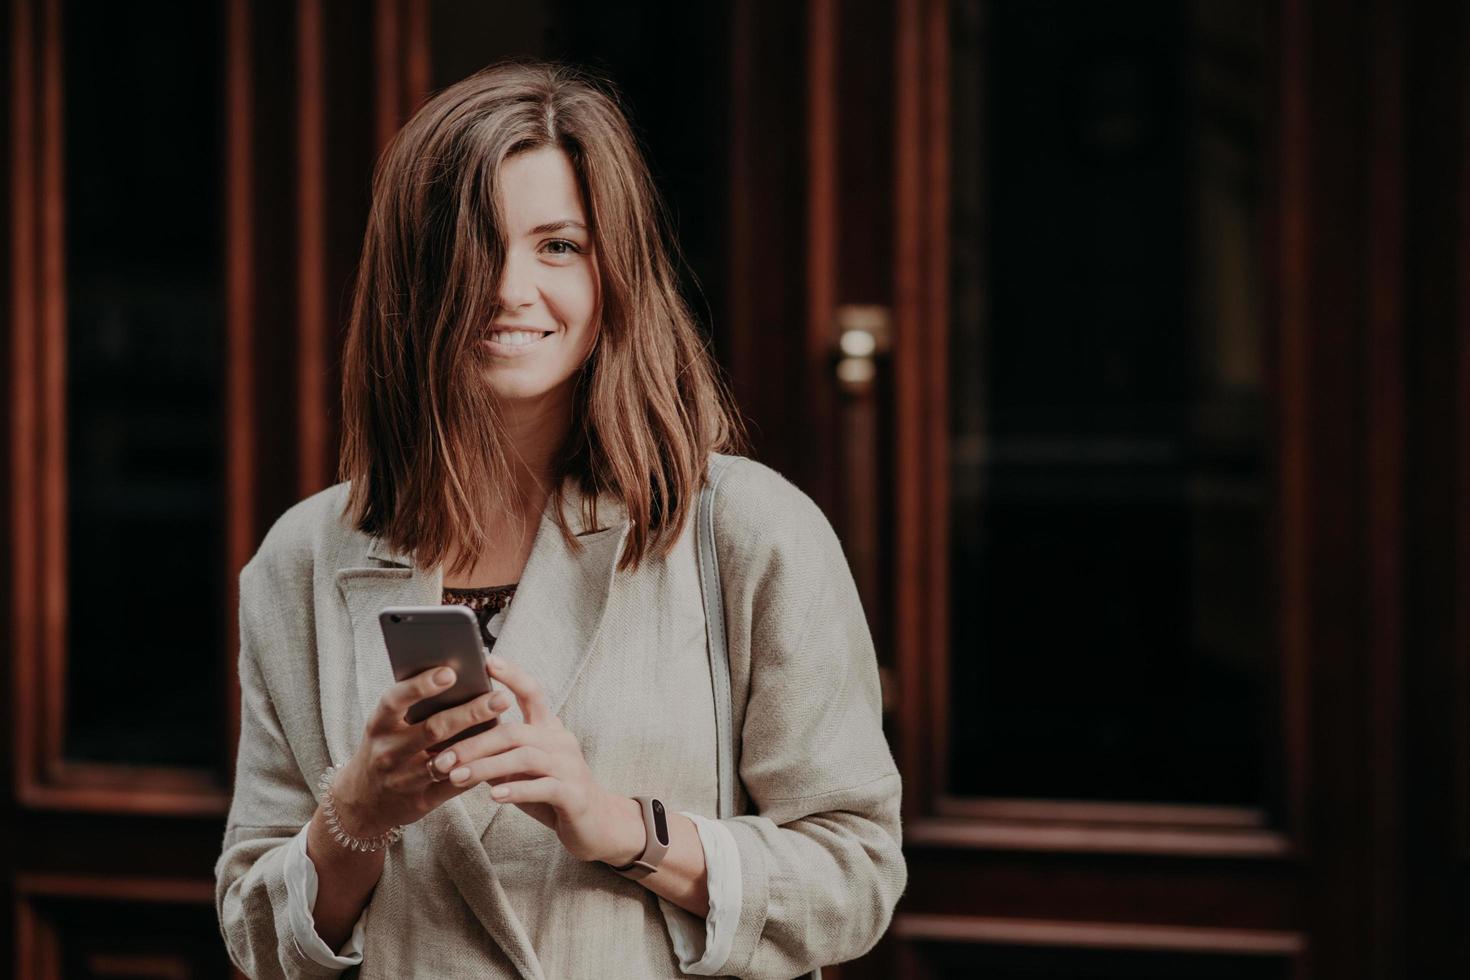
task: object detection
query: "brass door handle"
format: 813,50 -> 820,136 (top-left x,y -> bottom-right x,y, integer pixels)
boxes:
832,304 -> 892,395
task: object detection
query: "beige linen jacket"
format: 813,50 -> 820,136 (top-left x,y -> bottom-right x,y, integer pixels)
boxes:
215,455 -> 906,980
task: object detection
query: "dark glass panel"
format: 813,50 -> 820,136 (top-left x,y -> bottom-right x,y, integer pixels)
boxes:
948,0 -> 1273,805
62,0 -> 226,767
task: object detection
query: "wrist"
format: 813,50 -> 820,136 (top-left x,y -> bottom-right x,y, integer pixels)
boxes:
597,793 -> 647,867
309,804 -> 385,864
330,767 -> 384,836
320,763 -> 402,848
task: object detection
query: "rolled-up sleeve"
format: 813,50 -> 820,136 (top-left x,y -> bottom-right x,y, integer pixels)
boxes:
712,461 -> 908,980
285,824 -> 367,968
215,559 -> 353,979
655,812 -> 743,974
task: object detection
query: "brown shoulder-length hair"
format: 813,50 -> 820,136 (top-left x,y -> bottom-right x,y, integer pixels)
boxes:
338,59 -> 745,576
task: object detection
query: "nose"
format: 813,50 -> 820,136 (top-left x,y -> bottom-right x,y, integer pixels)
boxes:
496,250 -> 537,311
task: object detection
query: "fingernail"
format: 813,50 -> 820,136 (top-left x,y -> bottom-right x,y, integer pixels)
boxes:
491,785 -> 509,799
435,751 -> 456,771
450,767 -> 470,782
435,668 -> 454,685
488,655 -> 508,670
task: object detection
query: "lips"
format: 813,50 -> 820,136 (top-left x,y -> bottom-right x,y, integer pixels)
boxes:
487,322 -> 554,334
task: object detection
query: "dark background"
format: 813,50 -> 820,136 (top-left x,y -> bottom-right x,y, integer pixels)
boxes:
3,1 -> 1468,978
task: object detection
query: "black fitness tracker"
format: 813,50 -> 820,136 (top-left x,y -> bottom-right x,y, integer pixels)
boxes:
611,795 -> 670,879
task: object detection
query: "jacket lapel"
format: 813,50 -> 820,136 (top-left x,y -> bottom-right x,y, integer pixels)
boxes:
470,495 -> 630,858
330,479 -> 629,980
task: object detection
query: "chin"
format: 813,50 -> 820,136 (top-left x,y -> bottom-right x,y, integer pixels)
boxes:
484,379 -> 556,402
481,366 -> 575,403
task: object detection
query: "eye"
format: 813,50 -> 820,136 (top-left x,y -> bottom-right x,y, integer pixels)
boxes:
541,239 -> 584,257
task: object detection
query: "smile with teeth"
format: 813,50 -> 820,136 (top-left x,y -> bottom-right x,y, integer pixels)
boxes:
485,329 -> 552,347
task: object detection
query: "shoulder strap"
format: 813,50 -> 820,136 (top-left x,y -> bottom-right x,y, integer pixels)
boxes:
695,453 -> 823,980
696,453 -> 740,820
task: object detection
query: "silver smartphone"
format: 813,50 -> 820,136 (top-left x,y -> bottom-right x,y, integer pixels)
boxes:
379,605 -> 496,753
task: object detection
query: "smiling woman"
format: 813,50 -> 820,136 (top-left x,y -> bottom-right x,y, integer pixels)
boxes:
216,58 -> 904,980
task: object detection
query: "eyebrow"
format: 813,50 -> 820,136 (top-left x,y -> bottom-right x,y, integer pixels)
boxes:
527,220 -> 588,235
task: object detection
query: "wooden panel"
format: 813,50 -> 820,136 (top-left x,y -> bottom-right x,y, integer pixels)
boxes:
14,875 -> 231,980
914,798 -> 1289,857
902,846 -> 1300,928
895,913 -> 1304,954
893,915 -> 1301,980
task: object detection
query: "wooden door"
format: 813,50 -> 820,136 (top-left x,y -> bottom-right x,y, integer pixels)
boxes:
765,0 -> 1470,977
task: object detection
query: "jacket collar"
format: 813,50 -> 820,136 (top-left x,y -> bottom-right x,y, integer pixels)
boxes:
331,478 -> 630,980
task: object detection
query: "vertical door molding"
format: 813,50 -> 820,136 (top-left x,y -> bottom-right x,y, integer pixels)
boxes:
1363,0 -> 1407,970
296,0 -> 330,497
892,0 -> 950,827
374,0 -> 431,153
805,0 -> 840,519
1460,0 -> 1470,870
223,0 -> 256,785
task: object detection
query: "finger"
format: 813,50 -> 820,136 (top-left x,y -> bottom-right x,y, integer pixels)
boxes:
370,665 -> 456,732
487,776 -> 565,806
441,720 -> 543,768
423,769 -> 480,807
448,744 -> 555,787
413,686 -> 512,754
486,655 -> 554,726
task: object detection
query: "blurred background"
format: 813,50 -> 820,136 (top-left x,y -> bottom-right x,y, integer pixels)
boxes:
2,0 -> 1467,977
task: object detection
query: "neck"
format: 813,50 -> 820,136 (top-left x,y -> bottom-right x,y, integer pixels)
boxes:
440,384 -> 575,582
494,383 -> 574,511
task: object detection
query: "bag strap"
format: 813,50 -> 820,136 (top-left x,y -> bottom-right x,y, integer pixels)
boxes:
696,452 -> 740,820
696,453 -> 823,980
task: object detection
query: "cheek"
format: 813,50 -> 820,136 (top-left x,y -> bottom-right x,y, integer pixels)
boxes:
574,264 -> 599,327
552,268 -> 599,339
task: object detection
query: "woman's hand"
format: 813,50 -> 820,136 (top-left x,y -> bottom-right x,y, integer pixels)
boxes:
331,662 -> 514,839
435,654 -> 644,866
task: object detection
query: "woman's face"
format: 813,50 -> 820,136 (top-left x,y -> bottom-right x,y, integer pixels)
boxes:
478,145 -> 599,404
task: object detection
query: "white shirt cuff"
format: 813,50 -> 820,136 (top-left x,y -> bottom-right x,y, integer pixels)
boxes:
655,811 -> 742,975
283,822 -> 367,968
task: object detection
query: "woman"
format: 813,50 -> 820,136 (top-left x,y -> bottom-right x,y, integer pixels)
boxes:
215,59 -> 905,980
